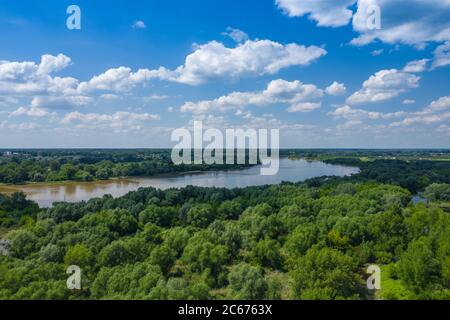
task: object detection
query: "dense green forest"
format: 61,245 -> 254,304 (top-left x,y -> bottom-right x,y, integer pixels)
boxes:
0,149 -> 449,300
0,180 -> 449,300
0,149 -> 250,184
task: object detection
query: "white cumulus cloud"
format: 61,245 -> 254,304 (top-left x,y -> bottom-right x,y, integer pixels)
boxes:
351,0 -> 450,47
61,111 -> 160,132
325,81 -> 347,96
346,69 -> 421,105
425,95 -> 450,113
329,105 -> 405,121
180,79 -> 323,114
171,40 -> 327,85
277,0 -> 450,47
37,54 -> 72,75
390,95 -> 450,127
403,59 -> 429,73
276,0 -> 355,27
78,39 -> 326,88
10,106 -> 49,118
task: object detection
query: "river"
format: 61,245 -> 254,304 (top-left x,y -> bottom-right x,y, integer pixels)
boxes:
0,158 -> 359,208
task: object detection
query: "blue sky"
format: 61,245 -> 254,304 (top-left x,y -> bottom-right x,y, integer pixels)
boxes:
0,0 -> 449,148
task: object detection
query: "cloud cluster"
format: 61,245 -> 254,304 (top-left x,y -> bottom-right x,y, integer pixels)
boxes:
0,54 -> 90,114
277,0 -> 450,47
180,79 -> 324,114
390,95 -> 450,127
325,81 -> 347,96
403,59 -> 429,73
346,68 -> 421,105
1,36 -> 327,122
275,0 -> 355,27
329,93 -> 450,134
171,40 -> 326,85
425,95 -> 450,113
0,54 -> 79,96
77,39 -> 325,89
68,39 -> 327,92
0,121 -> 40,131
61,111 -> 160,132
77,66 -> 172,92
329,105 -> 405,121
351,0 -> 450,47
10,106 -> 50,118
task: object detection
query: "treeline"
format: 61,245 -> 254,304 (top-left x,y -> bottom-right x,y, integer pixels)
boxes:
324,158 -> 450,193
0,181 -> 449,300
0,150 -> 249,184
282,149 -> 450,160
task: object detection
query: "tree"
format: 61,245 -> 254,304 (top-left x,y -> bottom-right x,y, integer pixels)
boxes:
252,239 -> 283,270
266,272 -> 288,300
95,167 -> 112,180
228,263 -> 267,300
163,227 -> 192,256
39,244 -> 64,263
290,247 -> 363,300
98,241 -> 130,267
107,209 -> 138,236
182,236 -> 229,285
9,229 -> 39,259
91,263 -> 162,299
139,205 -> 177,228
367,207 -> 407,263
187,204 -> 215,228
148,245 -> 177,275
64,244 -> 94,269
217,200 -> 244,220
398,238 -> 439,292
283,224 -> 318,257
59,163 -> 78,180
220,223 -> 243,256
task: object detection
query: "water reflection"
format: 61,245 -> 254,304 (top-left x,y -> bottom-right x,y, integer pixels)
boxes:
0,158 -> 359,208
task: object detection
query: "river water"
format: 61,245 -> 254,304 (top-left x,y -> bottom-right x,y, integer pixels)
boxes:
0,158 -> 359,208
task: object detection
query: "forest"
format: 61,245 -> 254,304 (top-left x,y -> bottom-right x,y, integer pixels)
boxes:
0,149 -> 250,184
0,149 -> 449,300
0,179 -> 449,299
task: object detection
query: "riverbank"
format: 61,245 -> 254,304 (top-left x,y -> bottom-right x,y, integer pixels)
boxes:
0,158 -> 360,208
0,166 -> 256,191
0,168 -> 251,193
